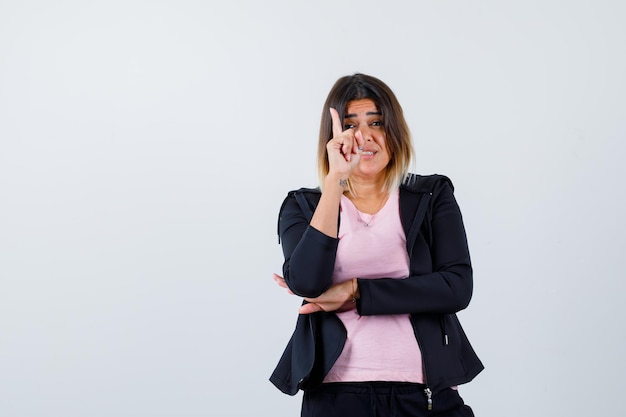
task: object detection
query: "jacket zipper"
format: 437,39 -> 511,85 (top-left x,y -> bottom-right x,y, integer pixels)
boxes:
424,387 -> 433,411
410,315 -> 434,411
405,188 -> 447,411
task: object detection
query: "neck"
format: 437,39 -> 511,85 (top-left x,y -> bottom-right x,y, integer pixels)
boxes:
348,176 -> 387,200
345,176 -> 391,215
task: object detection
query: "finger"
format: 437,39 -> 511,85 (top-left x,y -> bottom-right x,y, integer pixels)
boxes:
354,130 -> 365,153
329,107 -> 343,138
349,149 -> 361,169
299,303 -> 323,314
341,131 -> 356,158
273,273 -> 285,284
273,273 -> 294,294
274,277 -> 288,289
345,133 -> 361,167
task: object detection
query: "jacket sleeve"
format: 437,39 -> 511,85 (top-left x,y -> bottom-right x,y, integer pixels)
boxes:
279,193 -> 339,298
357,180 -> 473,315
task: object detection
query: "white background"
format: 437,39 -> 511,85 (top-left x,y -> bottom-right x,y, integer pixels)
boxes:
1,1 -> 625,416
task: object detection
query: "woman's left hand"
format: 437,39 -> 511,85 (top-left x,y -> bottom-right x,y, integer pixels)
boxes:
273,273 -> 355,314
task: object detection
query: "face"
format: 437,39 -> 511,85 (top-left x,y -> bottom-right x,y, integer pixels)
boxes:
343,99 -> 391,180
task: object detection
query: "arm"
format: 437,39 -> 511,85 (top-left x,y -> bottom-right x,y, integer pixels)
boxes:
278,191 -> 339,297
357,181 -> 474,315
274,273 -> 358,314
279,108 -> 364,298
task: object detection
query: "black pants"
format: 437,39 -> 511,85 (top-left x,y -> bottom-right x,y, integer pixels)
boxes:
301,382 -> 475,417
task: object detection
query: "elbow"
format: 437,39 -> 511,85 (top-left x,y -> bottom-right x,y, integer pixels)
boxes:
287,279 -> 329,298
443,267 -> 474,312
455,289 -> 473,311
455,273 -> 473,310
443,289 -> 472,314
283,266 -> 332,298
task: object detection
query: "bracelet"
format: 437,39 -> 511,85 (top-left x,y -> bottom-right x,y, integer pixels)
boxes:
351,278 -> 358,303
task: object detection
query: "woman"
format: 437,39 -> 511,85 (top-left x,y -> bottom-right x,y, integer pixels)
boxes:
270,73 -> 483,417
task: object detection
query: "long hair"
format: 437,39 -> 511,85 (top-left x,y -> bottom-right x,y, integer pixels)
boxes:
317,73 -> 414,193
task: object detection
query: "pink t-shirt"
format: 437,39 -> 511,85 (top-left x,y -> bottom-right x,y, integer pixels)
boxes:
323,189 -> 424,383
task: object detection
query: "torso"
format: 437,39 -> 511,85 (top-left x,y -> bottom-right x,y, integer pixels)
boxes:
323,188 -> 424,384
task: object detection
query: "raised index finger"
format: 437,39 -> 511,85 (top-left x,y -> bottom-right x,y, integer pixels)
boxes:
329,107 -> 344,138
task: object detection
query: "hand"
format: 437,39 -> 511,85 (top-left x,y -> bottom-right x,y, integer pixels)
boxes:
273,273 -> 294,294
326,108 -> 365,178
273,273 -> 356,314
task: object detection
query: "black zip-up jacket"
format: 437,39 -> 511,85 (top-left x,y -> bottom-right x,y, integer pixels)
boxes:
270,174 -> 484,396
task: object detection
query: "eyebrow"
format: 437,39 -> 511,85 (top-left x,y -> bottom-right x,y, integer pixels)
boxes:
344,111 -> 382,118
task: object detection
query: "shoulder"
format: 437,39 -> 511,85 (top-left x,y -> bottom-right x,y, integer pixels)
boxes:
283,186 -> 321,205
401,173 -> 454,194
287,186 -> 321,197
278,186 -> 322,219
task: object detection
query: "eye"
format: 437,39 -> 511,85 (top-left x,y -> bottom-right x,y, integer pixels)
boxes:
371,120 -> 383,127
344,123 -> 356,129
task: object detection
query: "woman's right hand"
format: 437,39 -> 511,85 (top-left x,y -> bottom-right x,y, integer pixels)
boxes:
326,108 -> 364,179
309,108 -> 364,237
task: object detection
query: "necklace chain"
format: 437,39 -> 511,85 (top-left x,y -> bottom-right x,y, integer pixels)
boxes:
352,194 -> 389,227
357,214 -> 374,227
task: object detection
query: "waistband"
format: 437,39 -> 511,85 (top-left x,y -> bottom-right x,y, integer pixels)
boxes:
310,381 -> 427,395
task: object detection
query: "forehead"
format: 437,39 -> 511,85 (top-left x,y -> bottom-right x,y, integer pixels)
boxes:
345,99 -> 379,116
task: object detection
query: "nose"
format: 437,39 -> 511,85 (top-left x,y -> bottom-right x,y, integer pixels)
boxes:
356,125 -> 373,141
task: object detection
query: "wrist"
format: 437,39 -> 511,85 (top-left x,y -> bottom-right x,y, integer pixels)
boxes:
351,278 -> 360,302
323,173 -> 349,194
